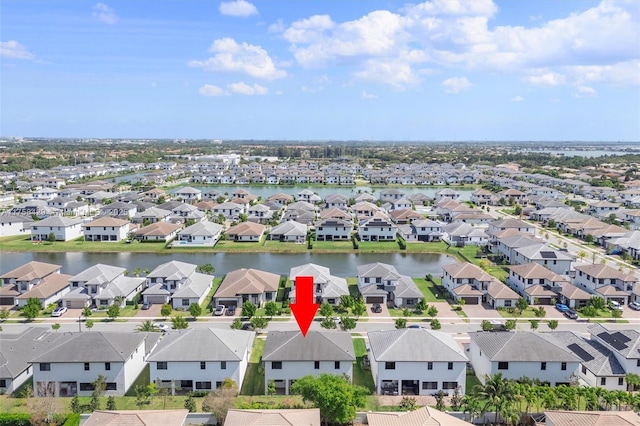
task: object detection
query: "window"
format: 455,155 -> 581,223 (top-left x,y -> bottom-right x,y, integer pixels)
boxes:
272,361 -> 282,370
221,361 -> 226,370
385,362 -> 396,370
442,381 -> 458,390
422,381 -> 438,390
582,366 -> 587,374
180,380 -> 193,389
335,361 -> 340,369
314,361 -> 320,370
106,383 -> 117,391
84,363 -> 90,371
182,299 -> 189,306
157,362 -> 167,370
504,300 -> 512,307
427,362 -> 433,370
196,382 -> 212,390
80,383 -> 95,391
105,363 -> 110,371
498,362 -> 509,370
561,362 -> 567,371
0,379 -> 6,388
601,377 -> 606,386
200,362 -> 206,370
40,363 -> 51,372
619,377 -> 624,386
637,359 -> 640,367
448,362 -> 453,370
541,362 -> 546,371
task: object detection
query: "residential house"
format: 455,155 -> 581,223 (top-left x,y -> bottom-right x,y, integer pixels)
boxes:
441,262 -> 493,305
173,187 -> 202,203
507,263 -> 569,305
557,283 -> 593,309
471,188 -> 494,205
495,235 -> 541,264
134,221 -> 181,242
289,263 -> 349,306
368,329 -> 468,396
358,216 -> 397,242
587,200 -> 620,219
468,331 -> 580,386
0,261 -> 62,307
435,188 -> 461,201
315,219 -> 351,241
573,264 -> 637,305
31,332 -> 158,396
99,201 -> 137,219
63,264 -> 145,309
319,207 -> 352,223
30,216 -> 83,241
143,261 -> 213,309
379,189 -> 405,202
441,222 -> 488,247
15,273 -> 72,309
512,244 -> 574,276
224,409 -> 320,426
356,263 -> 423,307
268,221 -> 307,243
324,194 -> 348,210
498,188 -> 527,204
588,323 -> 640,377
367,406 -> 471,426
544,411 -> 640,426
175,221 -> 223,247
84,410 -> 189,426
488,218 -> 535,236
267,193 -> 294,207
0,215 -> 33,237
213,268 -> 280,308
388,209 -> 422,224
63,201 -> 89,217
83,217 -> 130,242
0,328 -> 72,395
225,222 -> 265,242
213,202 -> 244,220
148,328 -> 254,394
262,331 -> 355,395
131,207 -> 171,224
247,204 -> 273,224
169,203 -> 206,224
397,219 -> 442,242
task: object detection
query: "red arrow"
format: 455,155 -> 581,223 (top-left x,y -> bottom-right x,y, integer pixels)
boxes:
290,276 -> 319,337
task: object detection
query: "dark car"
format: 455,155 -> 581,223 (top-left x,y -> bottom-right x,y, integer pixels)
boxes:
142,301 -> 151,310
241,322 -> 255,331
564,309 -> 578,320
226,305 -> 236,316
371,303 -> 382,313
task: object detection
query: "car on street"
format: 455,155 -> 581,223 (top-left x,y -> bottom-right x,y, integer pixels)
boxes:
226,305 -> 236,316
142,301 -> 151,310
629,301 -> 640,311
51,306 -> 67,317
555,303 -> 569,312
214,305 -> 225,316
407,324 -> 426,329
153,322 -> 169,332
241,322 -> 255,331
371,303 -> 382,313
564,309 -> 579,320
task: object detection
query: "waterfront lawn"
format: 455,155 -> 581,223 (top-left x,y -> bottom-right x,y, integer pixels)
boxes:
263,240 -> 308,252
312,240 -> 353,251
0,235 -> 167,253
240,338 -> 265,396
352,338 -> 375,393
412,278 -> 438,302
213,238 -> 266,252
358,240 -> 401,252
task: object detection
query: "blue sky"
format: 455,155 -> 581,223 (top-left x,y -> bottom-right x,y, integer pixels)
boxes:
1,0 -> 639,141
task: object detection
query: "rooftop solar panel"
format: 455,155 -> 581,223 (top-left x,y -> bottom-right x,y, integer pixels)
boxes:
568,343 -> 594,362
598,332 -> 629,351
540,251 -> 558,259
612,332 -> 631,343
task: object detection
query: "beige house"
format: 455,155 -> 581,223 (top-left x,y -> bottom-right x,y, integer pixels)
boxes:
225,222 -> 265,242
224,409 -> 320,426
83,217 -> 130,242
213,268 -> 280,308
0,261 -> 63,307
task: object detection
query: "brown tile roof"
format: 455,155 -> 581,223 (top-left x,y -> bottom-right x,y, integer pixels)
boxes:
225,409 -> 320,426
0,261 -> 61,281
84,217 -> 129,227
84,410 -> 188,426
442,262 -> 493,282
135,222 -> 181,237
16,273 -> 73,300
214,268 -> 280,298
225,221 -> 265,237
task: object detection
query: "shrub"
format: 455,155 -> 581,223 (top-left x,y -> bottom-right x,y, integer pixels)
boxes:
0,413 -> 31,426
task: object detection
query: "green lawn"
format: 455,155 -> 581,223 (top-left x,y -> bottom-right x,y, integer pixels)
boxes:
241,338 -> 265,396
352,338 -> 375,393
126,364 -> 150,396
263,240 -> 309,252
358,240 -> 401,252
0,235 -> 167,253
411,278 -> 439,302
312,240 -> 354,251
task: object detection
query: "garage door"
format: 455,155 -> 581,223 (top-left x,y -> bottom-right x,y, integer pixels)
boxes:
146,295 -> 167,304
462,297 -> 479,305
66,300 -> 87,309
0,297 -> 14,306
224,300 -> 237,308
366,296 -> 384,304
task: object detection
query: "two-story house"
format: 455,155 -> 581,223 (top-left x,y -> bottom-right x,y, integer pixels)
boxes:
289,263 -> 349,306
441,262 -> 492,305
173,187 -> 202,203
368,329 -> 468,396
142,261 -> 213,309
588,324 -> 640,377
148,328 -> 254,394
315,219 -> 351,241
99,201 -> 138,219
213,268 -> 280,308
262,331 -> 355,395
358,216 -> 397,242
83,217 -> 130,242
356,263 -> 423,307
512,244 -> 574,276
507,263 -> 569,305
573,264 -> 637,305
0,261 -> 64,307
397,218 -> 442,242
62,264 -> 145,309
31,216 -> 83,242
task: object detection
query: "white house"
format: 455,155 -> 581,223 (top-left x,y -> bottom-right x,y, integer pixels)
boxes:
268,221 -> 307,243
143,261 -> 213,309
356,263 -> 423,307
148,328 -> 254,394
175,221 -> 223,247
225,221 -> 265,242
441,262 -> 493,305
588,324 -> 640,377
213,202 -> 244,220
213,268 -> 280,308
0,261 -> 63,307
62,264 -> 145,309
368,329 -> 468,396
0,215 -> 33,237
30,216 -> 83,241
507,263 -> 569,305
83,217 -> 130,242
173,186 -> 202,203
512,244 -> 574,276
358,216 -> 397,242
99,201 -> 137,218
31,332 -> 159,396
15,273 -> 72,309
468,331 -> 580,386
262,331 -> 355,395
289,263 -> 349,306
573,264 -> 636,305
315,219 -> 351,241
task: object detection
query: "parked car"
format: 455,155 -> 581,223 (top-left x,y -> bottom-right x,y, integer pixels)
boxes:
226,305 -> 236,316
608,300 -> 624,311
51,306 -> 67,317
241,322 -> 255,331
214,305 -> 225,316
153,322 -> 169,332
142,301 -> 151,310
629,301 -> 640,311
371,303 -> 382,313
555,303 -> 569,312
564,309 -> 579,320
407,324 -> 426,329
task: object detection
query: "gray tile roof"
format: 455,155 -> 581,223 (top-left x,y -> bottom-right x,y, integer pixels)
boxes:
68,264 -> 125,284
368,329 -> 467,363
357,263 -> 400,280
147,261 -> 197,280
0,328 -> 73,379
147,328 -> 254,362
178,221 -> 223,237
469,331 -> 580,363
172,272 -> 212,299
588,323 -> 640,359
263,331 -> 355,362
31,332 -> 149,363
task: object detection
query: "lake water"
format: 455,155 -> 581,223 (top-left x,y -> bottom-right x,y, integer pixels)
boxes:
519,149 -> 637,158
0,251 -> 457,278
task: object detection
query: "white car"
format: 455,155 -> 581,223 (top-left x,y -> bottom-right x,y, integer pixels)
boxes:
51,306 -> 68,317
609,301 -> 624,312
153,322 -> 169,332
628,302 -> 640,311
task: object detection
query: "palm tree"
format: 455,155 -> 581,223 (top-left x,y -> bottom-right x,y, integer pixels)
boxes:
461,395 -> 483,423
601,389 -> 617,411
477,373 -> 515,425
136,320 -> 159,332
578,250 -> 587,262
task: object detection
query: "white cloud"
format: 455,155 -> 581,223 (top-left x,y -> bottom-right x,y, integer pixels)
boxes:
574,85 -> 597,98
199,82 -> 268,96
198,84 -> 225,96
442,76 -> 471,93
93,3 -> 118,25
361,91 -> 378,99
354,58 -> 421,90
188,37 -> 286,80
268,19 -> 285,34
524,72 -> 566,86
510,95 -> 524,102
283,15 -> 335,44
227,82 -> 268,95
219,0 -> 258,17
0,40 -> 35,60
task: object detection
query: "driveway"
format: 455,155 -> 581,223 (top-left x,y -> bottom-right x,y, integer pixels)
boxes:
368,302 -> 390,318
462,303 -> 502,319
431,302 -> 458,319
134,303 -> 163,318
